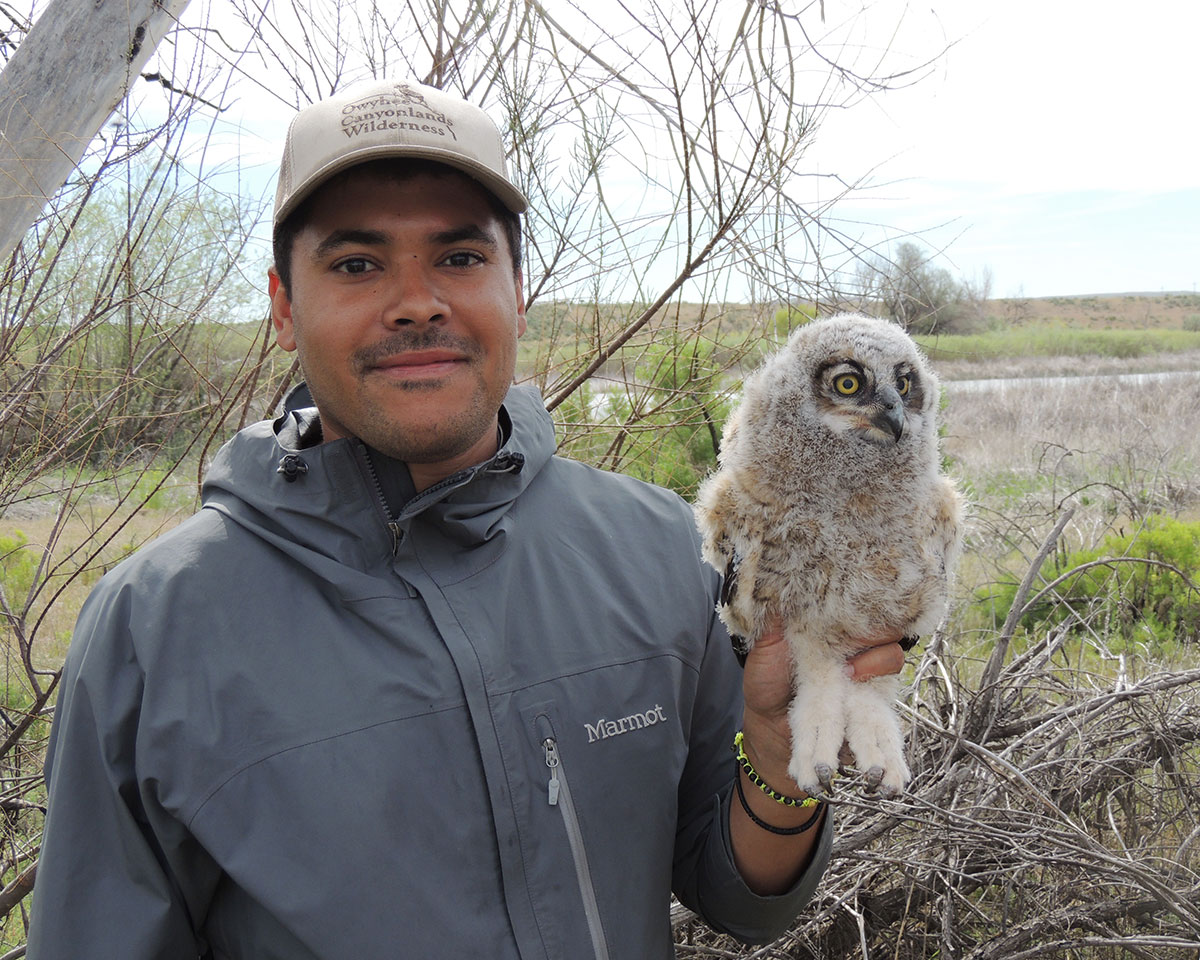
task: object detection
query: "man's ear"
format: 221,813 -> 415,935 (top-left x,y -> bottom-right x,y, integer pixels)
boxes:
268,266 -> 297,353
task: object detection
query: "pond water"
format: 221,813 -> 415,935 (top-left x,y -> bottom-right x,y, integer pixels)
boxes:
943,369 -> 1200,395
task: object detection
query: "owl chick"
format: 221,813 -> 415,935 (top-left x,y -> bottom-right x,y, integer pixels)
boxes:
694,313 -> 963,796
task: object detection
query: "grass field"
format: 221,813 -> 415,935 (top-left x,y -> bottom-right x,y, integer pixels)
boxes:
923,325 -> 1200,360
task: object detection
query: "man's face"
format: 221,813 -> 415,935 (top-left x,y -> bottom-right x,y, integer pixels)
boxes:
270,169 -> 526,487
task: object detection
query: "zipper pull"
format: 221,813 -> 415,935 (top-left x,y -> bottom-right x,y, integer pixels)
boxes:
543,738 -> 561,806
387,521 -> 404,556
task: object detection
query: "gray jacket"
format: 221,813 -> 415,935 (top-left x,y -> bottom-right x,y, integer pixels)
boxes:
29,385 -> 830,959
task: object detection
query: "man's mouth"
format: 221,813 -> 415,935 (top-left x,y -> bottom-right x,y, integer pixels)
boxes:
367,349 -> 467,378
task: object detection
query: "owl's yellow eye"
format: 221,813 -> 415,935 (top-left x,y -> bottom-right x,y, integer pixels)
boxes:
897,375 -> 911,396
834,374 -> 860,396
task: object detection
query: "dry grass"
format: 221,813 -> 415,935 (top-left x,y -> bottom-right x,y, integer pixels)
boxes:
935,349 -> 1200,383
945,372 -> 1200,507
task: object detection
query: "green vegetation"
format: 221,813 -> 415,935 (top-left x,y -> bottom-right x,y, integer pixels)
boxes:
917,323 -> 1200,364
0,532 -> 37,605
555,335 -> 734,499
985,515 -> 1200,653
771,302 -> 817,338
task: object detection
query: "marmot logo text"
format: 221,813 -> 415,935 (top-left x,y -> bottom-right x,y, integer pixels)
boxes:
585,704 -> 668,743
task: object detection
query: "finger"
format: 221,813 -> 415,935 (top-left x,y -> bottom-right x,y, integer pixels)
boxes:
754,612 -> 786,649
846,641 -> 905,681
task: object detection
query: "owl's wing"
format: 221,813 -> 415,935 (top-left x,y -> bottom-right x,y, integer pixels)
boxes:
904,478 -> 965,652
933,475 -> 965,569
695,470 -> 762,666
713,526 -> 768,664
719,553 -> 752,667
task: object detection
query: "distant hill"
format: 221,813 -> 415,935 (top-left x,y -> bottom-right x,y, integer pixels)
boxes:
989,292 -> 1200,329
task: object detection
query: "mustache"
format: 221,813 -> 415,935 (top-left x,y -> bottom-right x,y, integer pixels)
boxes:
352,329 -> 482,371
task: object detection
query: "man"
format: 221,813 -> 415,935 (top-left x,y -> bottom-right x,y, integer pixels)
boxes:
28,80 -> 903,958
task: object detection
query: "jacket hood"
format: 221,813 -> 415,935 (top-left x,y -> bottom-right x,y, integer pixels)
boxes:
200,383 -> 556,575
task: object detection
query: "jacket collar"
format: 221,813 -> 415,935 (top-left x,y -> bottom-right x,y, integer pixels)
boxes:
201,383 -> 555,568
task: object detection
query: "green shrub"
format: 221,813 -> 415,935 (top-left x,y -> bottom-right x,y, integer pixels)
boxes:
0,531 -> 38,609
554,335 -> 733,499
986,515 -> 1200,649
618,337 -> 731,498
772,303 -> 816,339
916,324 -> 1200,363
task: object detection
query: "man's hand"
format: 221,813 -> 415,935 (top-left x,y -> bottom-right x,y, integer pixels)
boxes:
742,615 -> 905,731
740,615 -> 907,807
844,638 -> 907,682
729,615 -> 908,894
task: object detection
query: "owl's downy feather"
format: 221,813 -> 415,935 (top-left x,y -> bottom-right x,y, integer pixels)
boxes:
694,313 -> 963,794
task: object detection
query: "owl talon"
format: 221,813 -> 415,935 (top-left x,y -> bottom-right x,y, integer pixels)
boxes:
865,765 -> 884,791
814,763 -> 834,790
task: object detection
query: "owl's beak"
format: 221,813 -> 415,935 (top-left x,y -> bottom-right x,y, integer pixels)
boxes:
871,384 -> 905,443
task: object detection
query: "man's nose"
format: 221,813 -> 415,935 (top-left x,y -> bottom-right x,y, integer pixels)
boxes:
384,257 -> 447,325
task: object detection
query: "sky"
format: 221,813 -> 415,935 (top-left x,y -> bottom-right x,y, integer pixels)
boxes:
814,0 -> 1200,298
150,0 -> 1199,303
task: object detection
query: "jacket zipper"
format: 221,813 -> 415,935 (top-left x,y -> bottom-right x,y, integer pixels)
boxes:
356,441 -> 521,556
356,443 -> 404,555
542,735 -> 611,960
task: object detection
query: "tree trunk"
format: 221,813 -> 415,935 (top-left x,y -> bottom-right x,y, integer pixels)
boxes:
0,0 -> 191,263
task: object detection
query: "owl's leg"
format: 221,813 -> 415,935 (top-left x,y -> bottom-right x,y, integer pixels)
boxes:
842,674 -> 910,796
784,649 -> 848,794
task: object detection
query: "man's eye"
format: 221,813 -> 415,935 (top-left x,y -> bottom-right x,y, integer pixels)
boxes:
443,251 -> 482,267
335,258 -> 375,275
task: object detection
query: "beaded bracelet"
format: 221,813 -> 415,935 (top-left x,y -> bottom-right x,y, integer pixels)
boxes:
733,766 -> 825,835
733,731 -> 819,809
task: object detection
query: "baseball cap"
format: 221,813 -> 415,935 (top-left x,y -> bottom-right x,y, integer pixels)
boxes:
273,79 -> 528,227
